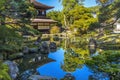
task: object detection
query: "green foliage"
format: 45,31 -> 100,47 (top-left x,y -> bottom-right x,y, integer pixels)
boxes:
98,0 -> 120,27
0,0 -> 35,23
0,0 -> 37,58
61,0 -> 84,11
0,61 -> 11,80
47,10 -> 63,26
0,25 -> 23,53
96,0 -> 114,6
89,6 -> 100,13
86,50 -> 120,79
69,5 -> 98,34
60,0 -> 85,27
50,26 -> 60,34
62,51 -> 84,72
20,24 -> 40,35
62,41 -> 89,72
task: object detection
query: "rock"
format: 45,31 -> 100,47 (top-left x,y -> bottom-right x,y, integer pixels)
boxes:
28,75 -> 56,80
49,42 -> 57,49
19,69 -> 36,80
34,41 -> 39,45
22,46 -> 29,54
38,41 -> 49,54
4,60 -> 19,80
32,54 -> 42,62
29,48 -> 38,53
34,37 -> 41,46
41,41 -> 49,48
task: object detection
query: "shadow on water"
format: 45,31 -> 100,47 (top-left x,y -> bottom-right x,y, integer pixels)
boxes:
16,54 -> 55,73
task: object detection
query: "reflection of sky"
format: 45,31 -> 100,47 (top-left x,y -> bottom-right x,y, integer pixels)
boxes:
37,48 -> 92,80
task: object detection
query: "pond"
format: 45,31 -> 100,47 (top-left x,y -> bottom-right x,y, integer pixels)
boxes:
37,48 -> 93,80
18,37 -> 120,80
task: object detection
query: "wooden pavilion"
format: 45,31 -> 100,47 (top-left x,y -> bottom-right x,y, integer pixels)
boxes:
30,0 -> 57,33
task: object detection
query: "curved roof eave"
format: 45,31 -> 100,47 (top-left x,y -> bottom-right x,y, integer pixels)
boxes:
31,0 -> 54,10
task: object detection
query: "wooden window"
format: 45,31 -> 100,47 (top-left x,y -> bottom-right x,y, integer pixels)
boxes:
31,23 -> 37,25
38,23 -> 44,26
38,26 -> 49,29
44,23 -> 49,26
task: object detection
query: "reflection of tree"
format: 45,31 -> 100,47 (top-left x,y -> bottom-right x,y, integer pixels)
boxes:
88,72 -> 109,80
62,46 -> 90,72
86,50 -> 120,80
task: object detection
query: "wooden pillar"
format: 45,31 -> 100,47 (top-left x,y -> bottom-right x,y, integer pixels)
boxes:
44,11 -> 46,16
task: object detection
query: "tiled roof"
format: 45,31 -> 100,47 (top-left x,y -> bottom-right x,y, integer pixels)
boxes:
31,0 -> 54,10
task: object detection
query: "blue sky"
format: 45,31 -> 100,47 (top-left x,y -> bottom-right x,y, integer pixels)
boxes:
37,0 -> 98,11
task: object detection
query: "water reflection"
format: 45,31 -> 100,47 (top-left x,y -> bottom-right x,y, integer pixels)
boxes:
37,48 -> 92,80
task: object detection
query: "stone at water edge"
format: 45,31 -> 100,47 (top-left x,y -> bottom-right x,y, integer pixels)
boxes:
22,46 -> 29,54
4,60 -> 19,80
19,69 -> 36,80
29,48 -> 38,53
28,75 -> 57,80
38,41 -> 49,54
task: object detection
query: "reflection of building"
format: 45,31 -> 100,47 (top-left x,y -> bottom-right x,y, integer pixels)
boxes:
30,0 -> 57,33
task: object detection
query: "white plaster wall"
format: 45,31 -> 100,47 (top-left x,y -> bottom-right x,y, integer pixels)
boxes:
116,23 -> 120,30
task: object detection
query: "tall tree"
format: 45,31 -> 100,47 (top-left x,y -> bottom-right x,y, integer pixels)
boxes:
59,0 -> 85,27
0,0 -> 36,58
69,5 -> 98,34
47,10 -> 63,26
97,0 -> 120,27
96,0 -> 114,5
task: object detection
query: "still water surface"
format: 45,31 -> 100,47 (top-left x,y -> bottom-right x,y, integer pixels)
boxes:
37,48 -> 92,80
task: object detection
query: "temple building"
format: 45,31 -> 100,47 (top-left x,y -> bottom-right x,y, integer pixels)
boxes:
30,0 -> 57,33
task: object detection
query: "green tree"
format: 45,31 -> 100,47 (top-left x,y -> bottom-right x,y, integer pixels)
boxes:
0,0 -> 37,59
86,50 -> 120,79
0,61 -> 11,80
62,48 -> 89,72
50,26 -> 60,34
69,5 -> 98,34
96,0 -> 114,6
59,0 -> 85,27
47,10 -> 63,26
96,0 -> 120,27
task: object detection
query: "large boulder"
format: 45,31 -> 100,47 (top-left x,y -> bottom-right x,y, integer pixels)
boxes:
49,42 -> 57,52
49,42 -> 57,50
4,60 -> 19,80
23,46 -> 39,54
38,41 -> 49,54
22,46 -> 29,54
29,48 -> 38,53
